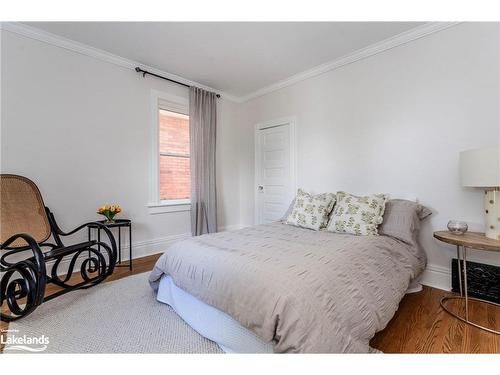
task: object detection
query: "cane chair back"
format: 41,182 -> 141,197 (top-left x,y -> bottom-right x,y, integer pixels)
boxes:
0,174 -> 51,248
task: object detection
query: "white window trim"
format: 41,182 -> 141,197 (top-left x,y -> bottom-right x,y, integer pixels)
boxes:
148,89 -> 191,214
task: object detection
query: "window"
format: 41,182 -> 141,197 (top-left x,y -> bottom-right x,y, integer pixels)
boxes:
148,90 -> 190,214
159,109 -> 190,201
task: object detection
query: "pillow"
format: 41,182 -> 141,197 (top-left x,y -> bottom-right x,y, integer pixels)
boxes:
378,199 -> 432,245
280,198 -> 295,222
286,189 -> 336,231
326,191 -> 387,235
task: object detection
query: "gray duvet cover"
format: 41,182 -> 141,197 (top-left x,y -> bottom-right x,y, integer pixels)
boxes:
149,222 -> 426,353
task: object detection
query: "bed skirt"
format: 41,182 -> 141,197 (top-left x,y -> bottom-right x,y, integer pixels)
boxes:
157,275 -> 275,353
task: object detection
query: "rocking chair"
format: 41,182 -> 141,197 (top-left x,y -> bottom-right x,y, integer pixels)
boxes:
0,174 -> 117,321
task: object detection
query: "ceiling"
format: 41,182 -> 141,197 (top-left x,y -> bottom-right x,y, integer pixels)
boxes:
24,22 -> 424,98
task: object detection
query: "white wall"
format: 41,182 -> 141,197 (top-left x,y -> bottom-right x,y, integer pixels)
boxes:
216,98 -> 241,230
2,23 -> 499,291
0,30 -> 241,258
238,23 -> 500,290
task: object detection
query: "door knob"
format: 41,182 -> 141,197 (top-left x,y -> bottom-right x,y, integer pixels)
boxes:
258,185 -> 264,191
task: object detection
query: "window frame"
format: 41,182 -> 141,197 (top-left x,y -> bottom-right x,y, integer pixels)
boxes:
148,90 -> 191,214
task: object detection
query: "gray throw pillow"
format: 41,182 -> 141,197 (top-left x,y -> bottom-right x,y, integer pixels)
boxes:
378,199 -> 432,245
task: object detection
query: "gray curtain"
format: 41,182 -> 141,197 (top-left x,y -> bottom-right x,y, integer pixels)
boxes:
189,87 -> 217,236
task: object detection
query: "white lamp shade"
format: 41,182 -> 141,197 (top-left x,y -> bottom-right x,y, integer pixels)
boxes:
460,146 -> 500,187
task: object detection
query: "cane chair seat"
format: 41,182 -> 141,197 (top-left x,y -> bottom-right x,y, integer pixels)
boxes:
0,174 -> 51,248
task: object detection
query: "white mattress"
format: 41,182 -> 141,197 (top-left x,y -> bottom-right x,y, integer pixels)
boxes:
156,275 -> 274,353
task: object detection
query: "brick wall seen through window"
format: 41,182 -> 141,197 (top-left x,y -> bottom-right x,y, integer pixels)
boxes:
159,109 -> 190,200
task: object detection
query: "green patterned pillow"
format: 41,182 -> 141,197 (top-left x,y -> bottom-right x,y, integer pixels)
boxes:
286,189 -> 336,231
326,191 -> 388,235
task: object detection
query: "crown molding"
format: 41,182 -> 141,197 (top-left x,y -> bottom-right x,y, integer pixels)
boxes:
1,22 -> 460,104
0,22 -> 240,103
238,22 -> 461,103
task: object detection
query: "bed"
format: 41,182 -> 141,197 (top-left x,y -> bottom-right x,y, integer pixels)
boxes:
149,221 -> 426,353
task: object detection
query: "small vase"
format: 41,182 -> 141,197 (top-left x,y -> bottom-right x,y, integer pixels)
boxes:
103,214 -> 116,225
447,220 -> 468,235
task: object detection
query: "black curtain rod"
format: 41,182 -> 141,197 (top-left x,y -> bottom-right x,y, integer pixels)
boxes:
135,67 -> 221,98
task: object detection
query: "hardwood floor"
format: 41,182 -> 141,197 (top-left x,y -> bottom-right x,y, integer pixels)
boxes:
371,287 -> 499,353
2,253 -> 499,353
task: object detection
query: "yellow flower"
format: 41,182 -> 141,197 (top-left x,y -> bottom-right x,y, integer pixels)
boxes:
97,204 -> 121,215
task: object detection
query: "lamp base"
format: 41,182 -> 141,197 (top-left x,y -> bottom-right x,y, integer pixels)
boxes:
485,188 -> 500,240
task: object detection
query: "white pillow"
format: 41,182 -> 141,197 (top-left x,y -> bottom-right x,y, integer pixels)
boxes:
326,191 -> 387,235
286,189 -> 336,231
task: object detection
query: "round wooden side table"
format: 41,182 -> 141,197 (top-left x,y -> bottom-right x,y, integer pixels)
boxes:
433,231 -> 500,335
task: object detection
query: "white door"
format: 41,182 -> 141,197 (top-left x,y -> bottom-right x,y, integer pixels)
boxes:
255,119 -> 295,224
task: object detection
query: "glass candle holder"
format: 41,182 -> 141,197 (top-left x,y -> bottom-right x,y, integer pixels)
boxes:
447,220 -> 468,235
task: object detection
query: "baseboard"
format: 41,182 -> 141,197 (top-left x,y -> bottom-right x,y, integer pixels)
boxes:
48,228 -> 454,292
48,232 -> 191,276
123,233 -> 191,260
419,263 -> 451,291
51,227 -> 249,275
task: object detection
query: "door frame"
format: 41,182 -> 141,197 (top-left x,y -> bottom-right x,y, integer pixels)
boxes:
254,116 -> 297,225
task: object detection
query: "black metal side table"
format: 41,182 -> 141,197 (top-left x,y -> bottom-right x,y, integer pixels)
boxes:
88,219 -> 133,270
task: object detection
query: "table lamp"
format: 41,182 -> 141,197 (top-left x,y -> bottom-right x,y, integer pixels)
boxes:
460,146 -> 500,240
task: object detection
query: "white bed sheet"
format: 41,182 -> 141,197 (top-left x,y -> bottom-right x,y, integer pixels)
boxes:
157,275 -> 274,353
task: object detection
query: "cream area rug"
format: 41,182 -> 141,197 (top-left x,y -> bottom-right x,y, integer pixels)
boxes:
4,272 -> 223,353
